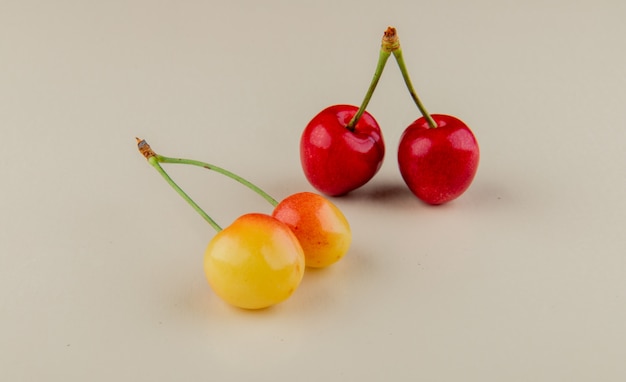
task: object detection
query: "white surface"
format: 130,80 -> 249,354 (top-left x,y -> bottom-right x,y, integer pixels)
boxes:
2,1 -> 626,380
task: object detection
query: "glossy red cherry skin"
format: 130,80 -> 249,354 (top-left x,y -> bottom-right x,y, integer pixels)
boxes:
398,114 -> 479,205
300,105 -> 385,196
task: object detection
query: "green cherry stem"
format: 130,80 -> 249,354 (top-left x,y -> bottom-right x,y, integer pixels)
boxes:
386,27 -> 437,129
345,31 -> 393,131
156,155 -> 279,207
137,138 -> 222,232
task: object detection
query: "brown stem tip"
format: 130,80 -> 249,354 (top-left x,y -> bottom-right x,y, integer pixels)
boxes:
381,26 -> 400,52
136,137 -> 156,159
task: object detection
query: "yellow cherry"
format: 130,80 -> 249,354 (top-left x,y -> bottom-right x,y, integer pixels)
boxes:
204,213 -> 305,309
272,192 -> 351,268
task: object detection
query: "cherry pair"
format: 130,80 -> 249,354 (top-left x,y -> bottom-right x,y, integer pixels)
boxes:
300,27 -> 480,205
137,139 -> 351,310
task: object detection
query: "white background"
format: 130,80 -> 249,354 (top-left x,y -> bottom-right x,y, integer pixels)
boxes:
2,0 -> 625,380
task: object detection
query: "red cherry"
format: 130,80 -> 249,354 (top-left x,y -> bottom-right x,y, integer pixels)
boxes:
300,29 -> 397,196
382,27 -> 480,204
300,104 -> 385,196
397,114 -> 479,205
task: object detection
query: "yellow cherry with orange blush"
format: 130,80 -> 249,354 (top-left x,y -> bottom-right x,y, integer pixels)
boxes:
272,192 -> 351,268
205,213 -> 304,309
